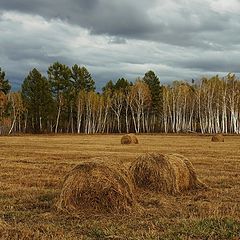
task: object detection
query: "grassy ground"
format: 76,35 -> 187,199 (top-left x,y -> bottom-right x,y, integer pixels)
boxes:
0,134 -> 240,239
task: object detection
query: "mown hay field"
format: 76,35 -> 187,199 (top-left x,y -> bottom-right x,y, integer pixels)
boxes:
0,134 -> 240,239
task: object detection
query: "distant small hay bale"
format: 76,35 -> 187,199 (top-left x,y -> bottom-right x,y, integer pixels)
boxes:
128,134 -> 139,144
121,134 -> 132,144
57,160 -> 135,214
129,153 -> 206,194
211,134 -> 224,142
121,134 -> 139,144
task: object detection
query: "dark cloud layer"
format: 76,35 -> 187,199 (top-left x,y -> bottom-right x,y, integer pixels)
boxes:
0,0 -> 157,38
1,0 -> 239,48
0,0 -> 240,90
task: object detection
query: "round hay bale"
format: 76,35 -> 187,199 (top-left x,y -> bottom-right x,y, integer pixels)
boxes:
211,134 -> 224,142
128,133 -> 139,144
121,134 -> 139,144
57,160 -> 135,214
129,153 -> 206,194
121,134 -> 132,144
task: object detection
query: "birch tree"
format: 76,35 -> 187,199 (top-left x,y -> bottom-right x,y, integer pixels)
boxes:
129,79 -> 151,133
8,92 -> 24,134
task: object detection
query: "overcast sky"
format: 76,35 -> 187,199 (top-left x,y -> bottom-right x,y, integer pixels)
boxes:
1,0 -> 240,90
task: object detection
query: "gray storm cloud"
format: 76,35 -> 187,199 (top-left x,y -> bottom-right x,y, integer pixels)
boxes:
0,0 -> 240,90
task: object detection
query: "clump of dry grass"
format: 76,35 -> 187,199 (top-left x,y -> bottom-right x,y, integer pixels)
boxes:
57,159 -> 135,214
212,134 -> 224,142
0,219 -> 9,231
121,134 -> 139,144
129,153 -> 206,194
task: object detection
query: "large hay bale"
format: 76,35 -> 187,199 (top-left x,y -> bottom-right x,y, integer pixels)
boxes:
211,133 -> 224,142
129,153 -> 206,194
57,160 -> 135,214
121,134 -> 139,144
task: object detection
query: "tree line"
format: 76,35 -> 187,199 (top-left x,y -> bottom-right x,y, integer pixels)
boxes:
0,63 -> 240,134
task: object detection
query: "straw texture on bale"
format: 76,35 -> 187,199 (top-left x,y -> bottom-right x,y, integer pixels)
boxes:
130,153 -> 206,194
57,159 -> 135,214
211,134 -> 224,142
121,134 -> 139,144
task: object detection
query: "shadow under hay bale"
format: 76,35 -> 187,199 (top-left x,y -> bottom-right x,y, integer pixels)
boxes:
129,153 -> 206,194
211,134 -> 224,142
121,134 -> 139,144
57,160 -> 135,214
